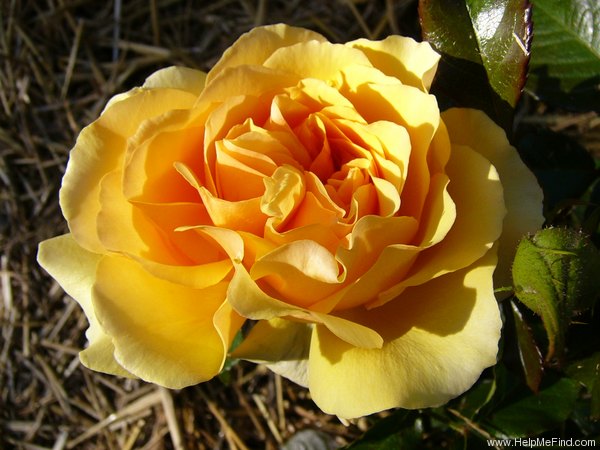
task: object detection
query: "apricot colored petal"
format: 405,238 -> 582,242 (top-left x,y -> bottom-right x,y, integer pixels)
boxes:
333,243 -> 421,312
372,176 -> 400,216
215,141 -> 269,201
97,170 -> 183,264
337,215 -> 418,280
231,318 -> 311,387
264,222 -> 343,256
182,226 -> 245,264
228,261 -> 303,319
250,240 -> 342,307
401,144 -> 505,289
345,82 -> 440,220
79,334 -> 133,378
366,120 -> 411,192
349,36 -> 440,91
239,231 -> 278,265
207,24 -> 327,84
442,108 -> 544,288
336,64 -> 404,94
200,65 -> 298,106
61,88 -> 198,252
308,249 -> 501,419
122,109 -> 206,203
264,41 -> 372,81
38,234 -> 100,317
132,201 -> 221,265
213,301 -> 246,358
143,66 -> 206,95
203,96 -> 272,190
198,187 -> 266,235
92,255 -> 229,388
260,165 -> 305,222
312,312 -> 383,349
290,78 -> 357,111
414,174 -> 456,247
127,255 -> 232,290
37,235 -> 131,377
228,262 -> 382,348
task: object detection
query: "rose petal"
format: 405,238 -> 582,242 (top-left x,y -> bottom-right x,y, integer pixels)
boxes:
143,66 -> 207,95
264,40 -> 372,81
79,334 -> 133,378
227,260 -> 382,348
122,108 -> 207,203
61,88 -> 198,252
92,255 -> 233,387
250,240 -> 342,307
341,82 -> 440,221
231,318 -> 311,387
399,144 -> 506,289
97,170 -> 185,264
414,173 -> 455,247
348,36 -> 440,91
308,249 -> 501,419
131,201 -> 218,264
206,24 -> 327,84
37,235 -> 131,376
442,108 -> 544,288
200,65 -> 298,106
198,186 -> 266,235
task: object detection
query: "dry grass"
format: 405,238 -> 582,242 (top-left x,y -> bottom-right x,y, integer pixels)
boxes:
3,1 -> 599,449
0,1 -> 416,448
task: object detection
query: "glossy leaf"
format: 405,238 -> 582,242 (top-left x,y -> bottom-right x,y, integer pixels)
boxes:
455,376 -> 496,419
512,228 -> 600,364
420,0 -> 532,132
511,300 -> 544,392
343,411 -> 419,450
526,0 -> 600,111
566,352 -> 600,418
487,376 -> 580,437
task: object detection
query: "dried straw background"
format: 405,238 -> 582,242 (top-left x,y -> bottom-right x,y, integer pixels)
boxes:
0,1 -> 420,448
2,0 -> 599,449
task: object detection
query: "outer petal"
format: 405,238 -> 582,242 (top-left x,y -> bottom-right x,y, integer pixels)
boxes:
61,88 -> 198,252
348,36 -> 440,91
143,66 -> 206,95
308,249 -> 501,419
37,235 -> 131,377
395,144 -> 505,291
442,108 -> 544,288
92,255 -> 232,388
231,318 -> 312,387
264,41 -> 372,81
80,334 -> 133,378
206,24 -> 328,84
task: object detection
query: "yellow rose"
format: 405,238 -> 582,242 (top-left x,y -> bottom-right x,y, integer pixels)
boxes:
38,24 -> 543,419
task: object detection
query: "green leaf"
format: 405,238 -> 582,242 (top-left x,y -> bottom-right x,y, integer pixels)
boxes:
343,410 -> 419,450
455,376 -> 496,419
512,228 -> 600,364
526,0 -> 600,111
511,300 -> 544,393
566,352 -> 600,418
420,0 -> 532,131
487,376 -> 580,437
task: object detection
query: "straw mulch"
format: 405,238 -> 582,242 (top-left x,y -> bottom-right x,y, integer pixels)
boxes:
3,1 -> 599,449
0,1 -> 420,448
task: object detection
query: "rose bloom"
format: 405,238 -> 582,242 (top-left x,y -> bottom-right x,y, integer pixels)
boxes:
38,24 -> 543,418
